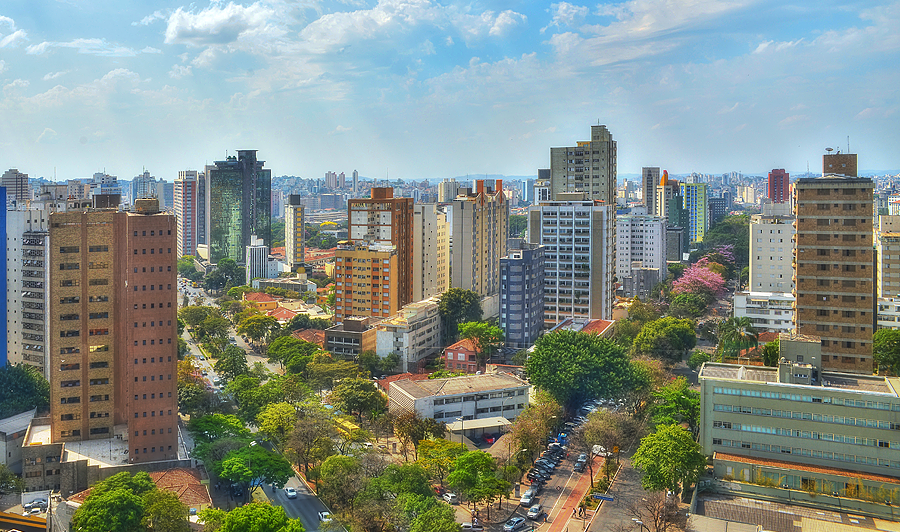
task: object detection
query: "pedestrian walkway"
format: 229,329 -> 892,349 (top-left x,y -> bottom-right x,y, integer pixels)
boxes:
545,455 -> 603,532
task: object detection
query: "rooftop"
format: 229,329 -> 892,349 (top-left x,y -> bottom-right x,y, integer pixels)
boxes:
714,452 -> 900,484
699,363 -> 899,395
391,373 -> 528,400
25,420 -> 51,446
243,292 -> 280,303
0,408 -> 35,436
446,338 -> 478,353
69,468 -> 211,508
64,435 -> 131,467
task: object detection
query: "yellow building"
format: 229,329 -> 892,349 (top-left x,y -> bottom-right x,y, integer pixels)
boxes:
333,242 -> 399,324
285,195 -> 305,271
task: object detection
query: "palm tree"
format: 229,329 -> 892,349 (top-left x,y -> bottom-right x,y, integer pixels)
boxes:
718,317 -> 758,358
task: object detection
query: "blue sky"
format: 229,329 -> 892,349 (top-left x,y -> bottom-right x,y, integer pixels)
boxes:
0,0 -> 898,182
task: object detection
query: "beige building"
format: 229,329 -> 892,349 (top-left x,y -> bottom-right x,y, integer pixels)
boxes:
548,125 -> 617,205
792,170 -> 875,374
376,296 -> 442,373
877,231 -> 900,298
412,204 -> 449,302
699,333 -> 900,516
750,202 -> 795,293
325,316 -> 377,359
333,242 -> 399,324
450,180 -> 509,297
285,195 -> 306,272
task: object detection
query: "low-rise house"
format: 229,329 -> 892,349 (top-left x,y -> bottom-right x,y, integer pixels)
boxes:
443,339 -> 480,373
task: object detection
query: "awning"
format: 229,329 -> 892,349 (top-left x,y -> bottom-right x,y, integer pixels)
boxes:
446,416 -> 511,432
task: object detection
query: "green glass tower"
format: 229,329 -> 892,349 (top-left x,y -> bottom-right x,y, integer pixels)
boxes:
207,150 -> 271,264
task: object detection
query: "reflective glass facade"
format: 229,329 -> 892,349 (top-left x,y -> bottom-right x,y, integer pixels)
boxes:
207,150 -> 271,264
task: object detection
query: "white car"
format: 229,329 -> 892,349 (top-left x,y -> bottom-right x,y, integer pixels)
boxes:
318,511 -> 333,523
442,492 -> 459,504
284,487 -> 297,499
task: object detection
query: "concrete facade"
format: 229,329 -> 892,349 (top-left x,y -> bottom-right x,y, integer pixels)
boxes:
450,180 -> 509,298
733,291 -> 795,334
375,297 -> 442,373
333,242 -> 399,324
388,373 -> 530,423
412,204 -> 449,302
877,231 -> 900,298
173,171 -> 199,258
680,182 -> 709,243
548,125 -> 617,205
325,317 -> 377,359
615,214 -> 667,292
285,195 -> 305,271
499,239 -> 545,349
641,167 -> 660,216
750,203 -> 795,293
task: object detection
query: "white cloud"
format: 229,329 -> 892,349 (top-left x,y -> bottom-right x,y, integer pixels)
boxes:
489,10 -> 526,37
164,2 -> 283,46
133,10 -> 166,26
0,16 -> 15,30
0,60 -> 5,74
43,71 -> 69,80
335,125 -> 352,132
36,128 -> 58,144
141,47 -> 162,54
0,29 -> 27,48
541,2 -> 589,33
4,79 -> 29,90
169,64 -> 193,79
26,38 -> 153,57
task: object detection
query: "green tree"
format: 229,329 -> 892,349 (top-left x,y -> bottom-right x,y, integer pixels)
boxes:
177,255 -> 197,277
687,351 -> 711,370
227,375 -> 285,424
632,424 -> 705,495
306,354 -> 359,391
717,317 -> 758,358
668,294 -> 707,318
218,502 -> 306,532
393,410 -> 446,460
760,338 -> 780,367
509,390 -> 562,464
631,317 -> 697,362
256,402 -> 297,447
142,489 -> 191,532
457,322 -> 504,368
189,414 -> 250,443
379,352 -> 402,374
318,455 -> 363,512
526,330 -> 637,414
0,364 -> 50,419
0,463 -> 24,500
217,444 -> 295,499
509,215 -> 527,238
214,345 -> 250,383
408,504 -> 461,532
238,315 -> 280,347
286,410 -> 338,476
330,377 -> 387,421
438,288 -> 482,343
357,350 -> 381,376
447,451 -> 509,515
178,305 -> 214,329
649,377 -> 700,432
874,328 -> 900,375
417,438 -> 467,488
72,489 -> 145,532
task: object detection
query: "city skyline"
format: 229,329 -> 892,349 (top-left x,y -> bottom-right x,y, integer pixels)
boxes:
0,1 -> 898,181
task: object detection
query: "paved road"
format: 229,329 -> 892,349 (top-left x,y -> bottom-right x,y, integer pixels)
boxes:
588,458 -> 643,532
267,476 -> 334,532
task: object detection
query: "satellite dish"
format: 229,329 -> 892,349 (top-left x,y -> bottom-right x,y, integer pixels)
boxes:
825,147 -> 834,152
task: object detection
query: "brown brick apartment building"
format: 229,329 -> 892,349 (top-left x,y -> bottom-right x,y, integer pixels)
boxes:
49,198 -> 178,463
792,167 -> 875,374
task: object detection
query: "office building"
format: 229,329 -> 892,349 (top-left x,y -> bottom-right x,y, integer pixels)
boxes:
732,291 -> 795,333
131,171 -> 157,203
245,236 -> 270,285
49,197 -> 178,461
521,179 -> 535,205
655,172 -> 689,260
699,337 -> 900,516
412,204 -> 450,302
615,214 -> 667,292
2,169 -> 29,205
767,169 -> 790,203
325,317 -> 377,359
450,180 -> 509,297
641,167 -> 661,216
499,239 -> 545,349
665,227 -> 686,262
348,188 -> 414,307
160,181 -> 174,211
173,171 -> 199,258
528,195 -> 615,325
793,167 -> 875,374
548,125 -> 617,205
680,182 -> 709,243
437,179 -> 459,203
285,195 -> 305,272
750,202 -> 795,292
376,296 -> 442,373
333,242 -> 400,323
206,150 -> 272,264
708,197 -> 728,225
352,170 -> 359,195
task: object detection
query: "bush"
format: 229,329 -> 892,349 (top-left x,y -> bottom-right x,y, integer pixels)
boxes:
688,351 -> 711,370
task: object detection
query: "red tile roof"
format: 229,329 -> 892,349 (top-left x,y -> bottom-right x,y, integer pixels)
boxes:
446,339 -> 478,353
377,372 -> 431,393
580,319 -> 615,336
714,452 -> 900,484
267,307 -> 298,321
68,468 -> 211,508
243,292 -> 280,303
292,329 -> 326,347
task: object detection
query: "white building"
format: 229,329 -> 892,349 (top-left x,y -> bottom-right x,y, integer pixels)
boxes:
388,373 -> 530,437
413,204 -> 450,302
450,181 -> 508,297
285,195 -> 305,271
376,296 -> 442,373
733,291 -> 795,333
245,235 -> 275,284
437,178 -> 459,203
750,202 -> 795,292
174,170 -> 200,258
528,195 -> 615,324
615,214 -> 667,293
877,231 -> 900,299
877,297 -> 900,330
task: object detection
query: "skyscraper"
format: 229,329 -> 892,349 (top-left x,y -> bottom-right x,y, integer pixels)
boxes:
680,182 -> 709,243
615,214 -> 667,293
174,171 -> 199,258
437,179 -> 459,203
1,169 -> 29,205
528,195 -> 615,324
641,167 -> 661,215
413,204 -> 450,302
793,155 -> 874,374
500,239 -> 545,349
352,170 -> 359,195
767,169 -> 790,203
450,180 -> 509,298
348,188 -> 414,307
548,125 -> 617,205
131,170 -> 157,203
285,195 -> 305,272
49,198 -> 178,461
206,150 -> 272,264
749,202 -> 794,292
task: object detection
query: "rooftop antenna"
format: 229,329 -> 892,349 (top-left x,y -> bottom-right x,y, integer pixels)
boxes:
847,135 -> 850,154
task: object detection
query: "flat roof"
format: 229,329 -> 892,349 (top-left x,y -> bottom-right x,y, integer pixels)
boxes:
699,363 -> 898,395
715,452 -> 900,484
25,421 -> 51,446
0,408 -> 35,436
391,373 -> 528,400
446,416 -> 511,432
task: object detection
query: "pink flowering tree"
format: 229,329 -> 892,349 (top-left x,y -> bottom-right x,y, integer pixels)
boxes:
672,264 -> 725,303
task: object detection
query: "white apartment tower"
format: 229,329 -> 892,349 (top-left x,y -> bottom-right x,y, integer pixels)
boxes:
174,170 -> 199,258
749,202 -> 795,292
548,125 -> 617,205
438,179 -> 459,203
1,168 -> 29,205
528,194 -> 616,324
615,214 -> 667,285
413,204 -> 450,302
450,180 -> 509,297
285,194 -> 306,271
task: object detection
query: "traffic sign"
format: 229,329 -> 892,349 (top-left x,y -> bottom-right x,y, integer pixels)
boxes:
592,494 -> 615,501
613,446 -> 619,453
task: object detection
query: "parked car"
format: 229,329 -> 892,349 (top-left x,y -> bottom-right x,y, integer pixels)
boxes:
483,434 -> 496,444
461,524 -> 484,531
574,459 -> 587,472
503,516 -> 527,531
318,511 -> 333,523
230,483 -> 244,498
526,504 -> 545,520
519,489 -> 536,506
442,492 -> 459,504
284,487 -> 297,499
592,445 -> 611,457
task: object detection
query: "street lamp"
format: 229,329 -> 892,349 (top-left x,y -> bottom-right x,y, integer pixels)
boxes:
633,518 -> 650,532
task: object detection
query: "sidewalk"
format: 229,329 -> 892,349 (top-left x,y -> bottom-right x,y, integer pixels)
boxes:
546,455 -> 604,532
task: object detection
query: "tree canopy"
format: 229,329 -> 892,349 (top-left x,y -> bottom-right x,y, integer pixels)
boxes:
329,377 -> 387,421
203,502 -> 305,532
526,330 -> 638,413
649,377 -> 700,432
457,322 -> 504,368
71,472 -> 189,532
631,317 -> 697,363
874,328 -> 900,376
632,424 -> 705,495
0,364 -> 49,419
438,288 -> 482,343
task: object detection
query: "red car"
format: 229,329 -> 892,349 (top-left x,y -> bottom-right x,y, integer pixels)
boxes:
483,434 -> 496,444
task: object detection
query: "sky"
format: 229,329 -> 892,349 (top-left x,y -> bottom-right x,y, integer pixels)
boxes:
0,0 -> 898,182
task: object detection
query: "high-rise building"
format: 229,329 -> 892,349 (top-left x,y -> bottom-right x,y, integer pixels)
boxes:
49,198 -> 178,461
333,242 -> 399,323
285,195 -> 305,272
2,169 -> 29,205
412,204 -> 449,302
206,150 -> 272,264
245,236 -> 270,285
451,180 -> 509,298
352,170 -> 359,195
708,197 -> 728,225
877,231 -> 900,299
641,167 -> 660,215
196,169 -> 208,247
521,179 -> 535,205
348,188 -> 414,307
325,171 -> 338,190
549,125 -> 617,205
174,171 -> 199,258
615,215 -> 667,295
656,172 -> 689,259
499,239 -> 545,349
767,169 -> 790,203
160,181 -> 174,210
680,182 -> 709,243
131,171 -> 157,204
793,164 -> 874,374
528,195 -> 615,324
375,296 -> 442,373
437,179 -> 459,203
750,202 -> 795,293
